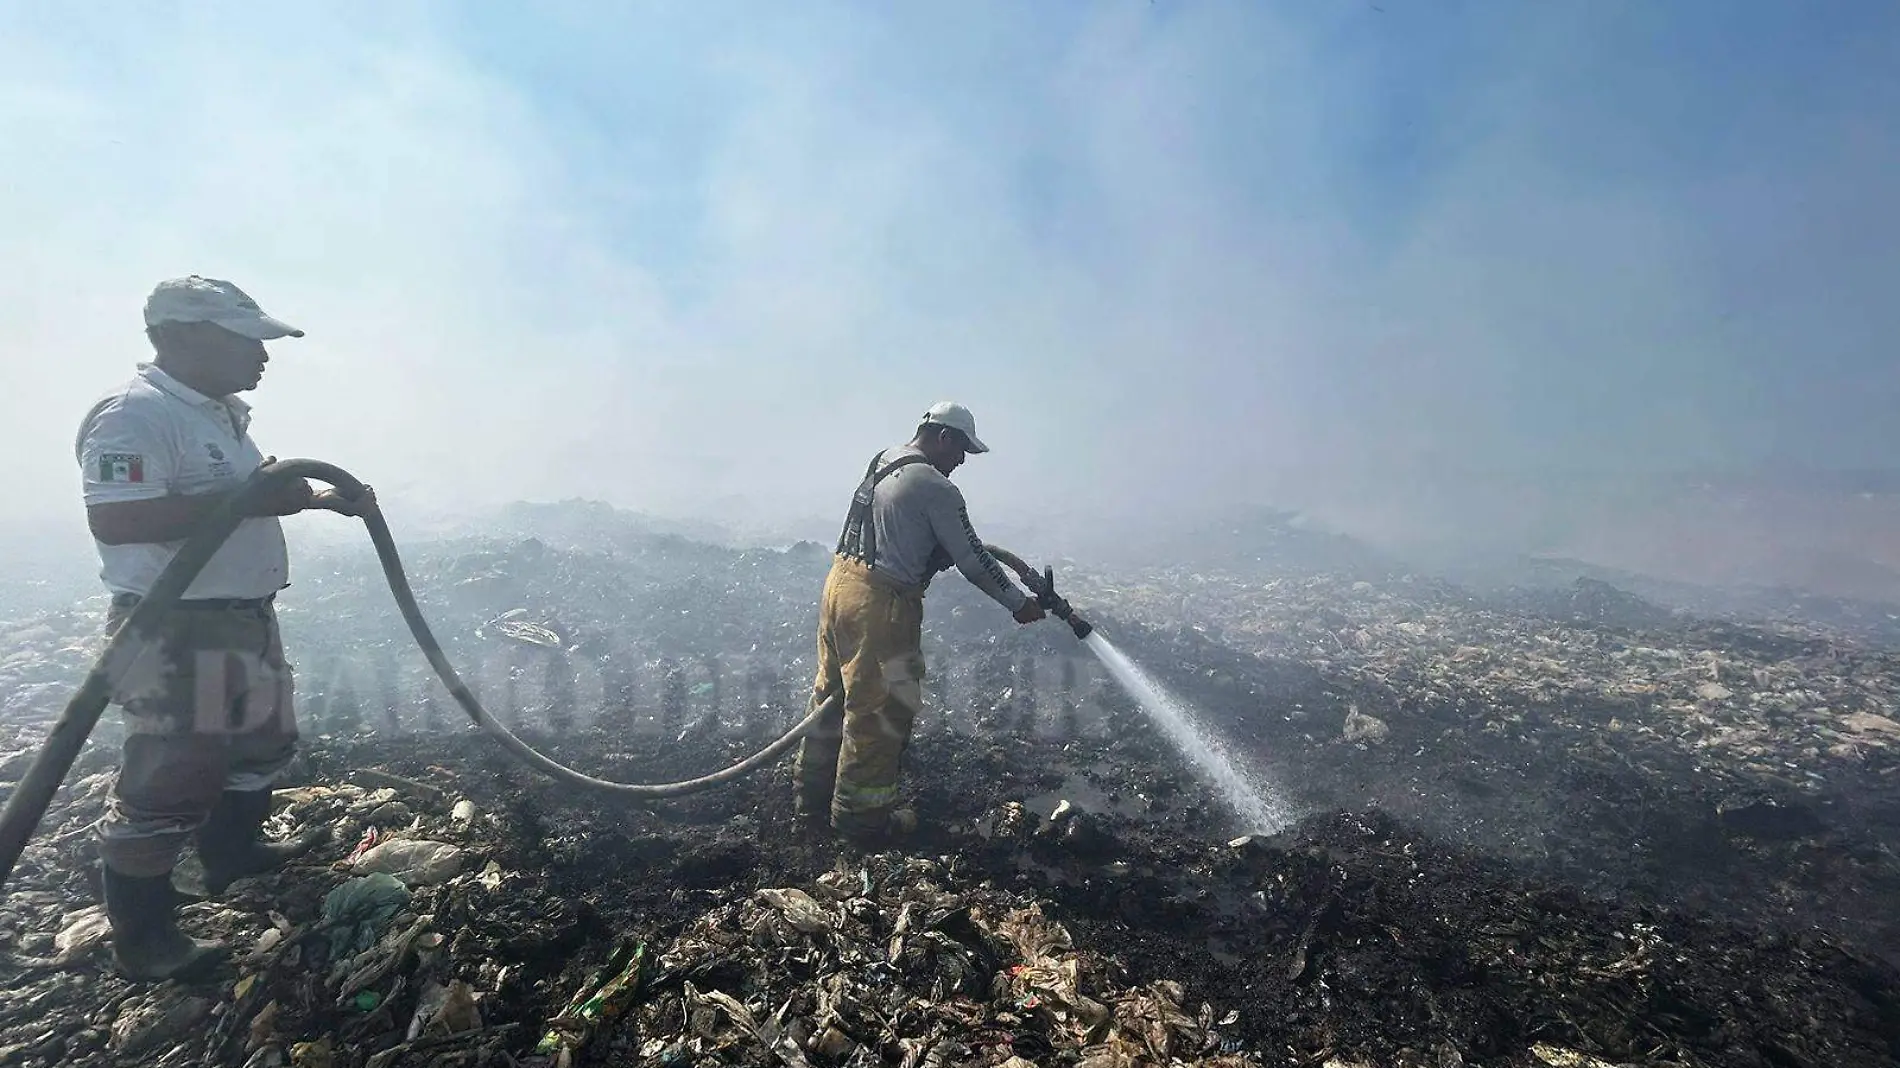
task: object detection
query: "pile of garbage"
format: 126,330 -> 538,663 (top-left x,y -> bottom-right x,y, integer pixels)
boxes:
1062,565 -> 1900,785
0,738 -> 1293,1067
586,856 -> 1256,1068
5,721 -> 1899,1068
1513,577 -> 1683,630
0,609 -> 104,733
4,501 -> 1900,1066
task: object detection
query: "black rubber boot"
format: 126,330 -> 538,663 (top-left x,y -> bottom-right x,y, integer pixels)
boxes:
101,867 -> 227,982
792,807 -> 834,842
197,789 -> 327,895
835,807 -> 918,850
794,786 -> 836,831
82,849 -> 206,908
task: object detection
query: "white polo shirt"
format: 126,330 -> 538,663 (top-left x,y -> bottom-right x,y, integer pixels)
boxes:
74,363 -> 289,599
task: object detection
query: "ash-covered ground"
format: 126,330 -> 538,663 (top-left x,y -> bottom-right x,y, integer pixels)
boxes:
3,503 -> 1899,1067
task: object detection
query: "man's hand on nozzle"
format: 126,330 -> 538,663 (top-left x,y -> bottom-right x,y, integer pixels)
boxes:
1013,599 -> 1047,625
311,484 -> 378,518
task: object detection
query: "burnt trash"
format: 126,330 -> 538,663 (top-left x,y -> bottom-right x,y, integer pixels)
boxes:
3,500 -> 1900,1067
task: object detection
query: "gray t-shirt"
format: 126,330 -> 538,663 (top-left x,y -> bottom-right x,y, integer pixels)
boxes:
862,445 -> 1028,613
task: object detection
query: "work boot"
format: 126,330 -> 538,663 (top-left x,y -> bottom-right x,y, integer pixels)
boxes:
101,867 -> 228,982
792,810 -> 832,840
196,789 -> 328,895
84,858 -> 207,909
794,790 -> 834,833
836,807 -> 918,851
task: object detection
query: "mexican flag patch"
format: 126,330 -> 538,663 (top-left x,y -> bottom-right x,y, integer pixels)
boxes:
98,453 -> 144,483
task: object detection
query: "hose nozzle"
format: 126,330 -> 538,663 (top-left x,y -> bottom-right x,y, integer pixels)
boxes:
1035,565 -> 1094,641
983,544 -> 1095,641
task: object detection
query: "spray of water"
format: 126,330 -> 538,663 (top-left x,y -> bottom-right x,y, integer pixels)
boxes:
1083,632 -> 1292,834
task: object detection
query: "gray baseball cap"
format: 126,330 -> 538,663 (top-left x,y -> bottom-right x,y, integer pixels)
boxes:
143,275 -> 304,340
921,401 -> 989,453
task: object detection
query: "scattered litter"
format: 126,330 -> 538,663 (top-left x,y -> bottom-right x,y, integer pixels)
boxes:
349,839 -> 467,886
348,769 -> 446,805
51,905 -> 109,964
1342,708 -> 1390,745
529,941 -> 645,1066
109,989 -> 212,1057
623,855 -> 1258,1066
319,873 -> 411,959
1531,1045 -> 1624,1068
1,503 -> 1897,1068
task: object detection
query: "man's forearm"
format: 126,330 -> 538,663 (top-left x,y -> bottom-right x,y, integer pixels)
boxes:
922,493 -> 1029,612
87,490 -> 245,545
939,517 -> 1029,612
955,553 -> 1030,612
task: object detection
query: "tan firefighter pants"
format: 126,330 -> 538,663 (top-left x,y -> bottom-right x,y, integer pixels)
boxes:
793,556 -> 926,834
94,597 -> 299,877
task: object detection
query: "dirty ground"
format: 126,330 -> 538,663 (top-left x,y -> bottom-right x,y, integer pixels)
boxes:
3,509 -> 1899,1066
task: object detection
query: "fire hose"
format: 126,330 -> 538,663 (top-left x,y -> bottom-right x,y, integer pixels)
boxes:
0,458 -> 1089,889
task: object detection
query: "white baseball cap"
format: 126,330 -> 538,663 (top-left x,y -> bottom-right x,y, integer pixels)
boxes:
143,275 -> 304,340
921,401 -> 989,453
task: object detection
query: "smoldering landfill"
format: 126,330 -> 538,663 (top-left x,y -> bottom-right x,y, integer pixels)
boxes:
4,505 -> 1900,1067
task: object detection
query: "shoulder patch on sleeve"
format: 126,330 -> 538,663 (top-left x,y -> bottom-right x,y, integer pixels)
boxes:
97,453 -> 147,484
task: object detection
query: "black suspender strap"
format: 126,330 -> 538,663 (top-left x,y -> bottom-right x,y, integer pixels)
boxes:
835,453 -> 881,560
835,451 -> 931,566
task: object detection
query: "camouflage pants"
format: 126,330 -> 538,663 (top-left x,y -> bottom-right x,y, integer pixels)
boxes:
94,598 -> 299,877
793,557 -> 926,834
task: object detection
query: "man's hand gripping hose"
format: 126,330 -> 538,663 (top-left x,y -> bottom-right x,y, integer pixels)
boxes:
984,544 -> 1094,640
0,458 -> 841,891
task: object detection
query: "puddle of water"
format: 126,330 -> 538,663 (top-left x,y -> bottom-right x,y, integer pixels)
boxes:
1023,771 -> 1151,821
1204,935 -> 1244,969
1010,853 -> 1083,886
1201,886 -> 1263,922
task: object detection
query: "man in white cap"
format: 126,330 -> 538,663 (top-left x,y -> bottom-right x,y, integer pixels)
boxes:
795,402 -> 1045,846
73,275 -> 372,980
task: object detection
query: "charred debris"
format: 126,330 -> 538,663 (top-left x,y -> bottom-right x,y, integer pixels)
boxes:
3,503 -> 1900,1066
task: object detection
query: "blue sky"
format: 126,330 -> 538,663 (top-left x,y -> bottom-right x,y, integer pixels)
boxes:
2,0 -> 1896,552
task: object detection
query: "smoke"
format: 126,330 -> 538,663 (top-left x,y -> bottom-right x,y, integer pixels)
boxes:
3,2 -> 1895,590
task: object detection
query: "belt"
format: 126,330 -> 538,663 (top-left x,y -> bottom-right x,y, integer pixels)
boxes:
832,555 -> 925,600
111,593 -> 275,610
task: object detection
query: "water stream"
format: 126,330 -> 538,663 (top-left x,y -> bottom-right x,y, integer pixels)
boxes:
1083,632 -> 1292,834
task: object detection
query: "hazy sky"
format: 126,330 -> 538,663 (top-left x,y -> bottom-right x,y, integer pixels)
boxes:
4,1 -> 1896,555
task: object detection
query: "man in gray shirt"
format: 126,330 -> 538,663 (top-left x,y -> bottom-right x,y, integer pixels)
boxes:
795,402 -> 1045,845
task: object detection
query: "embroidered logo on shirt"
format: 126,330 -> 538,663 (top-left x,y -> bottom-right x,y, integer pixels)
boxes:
98,453 -> 145,483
